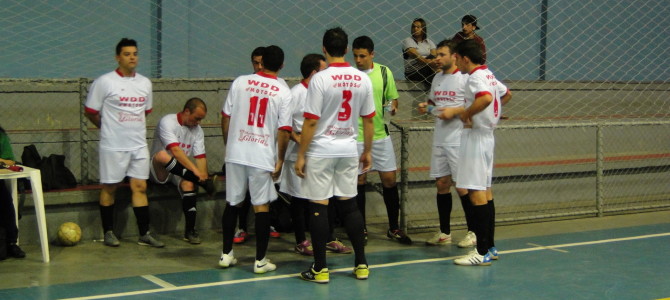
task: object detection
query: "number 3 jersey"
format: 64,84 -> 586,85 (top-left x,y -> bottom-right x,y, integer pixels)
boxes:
222,72 -> 292,171
303,62 -> 376,158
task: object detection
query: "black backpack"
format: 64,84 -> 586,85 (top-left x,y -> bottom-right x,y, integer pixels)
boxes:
21,145 -> 77,191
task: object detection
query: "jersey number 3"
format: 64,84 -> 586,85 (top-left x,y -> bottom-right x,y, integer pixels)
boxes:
248,96 -> 268,128
338,90 -> 352,121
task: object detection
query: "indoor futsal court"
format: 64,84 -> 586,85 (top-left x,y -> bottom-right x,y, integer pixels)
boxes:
1,210 -> 668,299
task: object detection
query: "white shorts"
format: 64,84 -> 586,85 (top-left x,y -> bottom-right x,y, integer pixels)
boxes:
357,136 -> 397,174
149,153 -> 182,186
225,162 -> 277,206
99,147 -> 150,184
455,129 -> 494,191
279,160 -> 302,197
300,156 -> 358,200
430,144 -> 460,179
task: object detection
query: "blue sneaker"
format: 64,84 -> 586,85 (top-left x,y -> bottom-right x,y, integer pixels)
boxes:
488,247 -> 499,260
454,250 -> 492,266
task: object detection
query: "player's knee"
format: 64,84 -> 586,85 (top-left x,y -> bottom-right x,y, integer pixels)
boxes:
130,179 -> 147,193
335,198 -> 358,216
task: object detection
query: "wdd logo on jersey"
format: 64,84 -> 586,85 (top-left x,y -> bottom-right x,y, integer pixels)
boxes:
247,80 -> 280,91
119,96 -> 146,102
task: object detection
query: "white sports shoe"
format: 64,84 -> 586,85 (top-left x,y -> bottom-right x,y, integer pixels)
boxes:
219,250 -> 237,268
458,231 -> 477,248
254,257 -> 277,274
454,249 -> 492,266
425,232 -> 452,245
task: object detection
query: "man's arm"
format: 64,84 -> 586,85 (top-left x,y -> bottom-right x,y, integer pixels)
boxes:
360,116 -> 374,172
460,93 -> 492,125
273,129 -> 291,181
501,90 -> 512,106
295,118 -> 317,178
169,146 -> 207,181
221,115 -> 230,145
84,111 -> 101,128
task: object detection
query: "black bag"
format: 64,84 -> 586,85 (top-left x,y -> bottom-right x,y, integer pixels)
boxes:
0,226 -> 7,261
20,145 -> 77,191
21,144 -> 42,169
270,194 -> 292,232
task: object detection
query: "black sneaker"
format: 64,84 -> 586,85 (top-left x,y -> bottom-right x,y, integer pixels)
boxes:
184,230 -> 202,244
300,264 -> 329,283
8,244 -> 26,258
387,229 -> 413,245
202,175 -> 217,196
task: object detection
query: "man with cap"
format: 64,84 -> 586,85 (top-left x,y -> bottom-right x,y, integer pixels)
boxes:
452,15 -> 486,63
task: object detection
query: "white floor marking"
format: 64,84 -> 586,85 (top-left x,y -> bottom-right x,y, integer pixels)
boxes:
526,243 -> 570,253
140,275 -> 176,288
60,232 -> 670,300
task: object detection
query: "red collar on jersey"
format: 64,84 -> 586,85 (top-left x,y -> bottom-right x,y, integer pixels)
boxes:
301,79 -> 308,88
115,68 -> 136,78
329,62 -> 351,68
256,71 -> 277,79
452,69 -> 460,74
469,65 -> 488,75
176,112 -> 184,126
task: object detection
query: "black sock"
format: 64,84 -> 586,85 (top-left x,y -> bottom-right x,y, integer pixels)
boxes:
356,184 -> 366,225
309,202 -> 329,271
473,204 -> 491,256
182,190 -> 197,232
221,204 -> 239,254
327,199 -> 337,242
100,204 -> 115,232
290,197 -> 307,244
133,206 -> 150,236
489,199 -> 496,247
459,193 -> 474,232
165,157 -> 201,184
383,185 -> 400,231
335,199 -> 367,266
238,193 -> 251,231
436,193 -> 453,234
255,211 -> 271,261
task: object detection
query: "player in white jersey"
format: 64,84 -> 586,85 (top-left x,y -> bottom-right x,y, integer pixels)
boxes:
295,27 -> 375,284
279,54 -> 327,256
219,45 -> 292,274
84,38 -> 164,248
149,97 -> 216,245
417,40 -> 474,247
453,40 -> 512,266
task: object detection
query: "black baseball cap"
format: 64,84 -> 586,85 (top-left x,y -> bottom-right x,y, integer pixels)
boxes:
462,15 -> 480,30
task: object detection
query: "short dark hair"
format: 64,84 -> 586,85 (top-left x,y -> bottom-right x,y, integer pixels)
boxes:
436,39 -> 457,54
300,54 -> 326,79
323,27 -> 348,57
251,46 -> 265,60
262,45 -> 284,72
352,35 -> 374,53
183,97 -> 207,112
412,18 -> 428,40
455,39 -> 485,65
116,38 -> 137,55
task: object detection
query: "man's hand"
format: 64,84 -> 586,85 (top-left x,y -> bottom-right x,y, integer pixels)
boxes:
360,151 -> 372,173
295,155 -> 306,178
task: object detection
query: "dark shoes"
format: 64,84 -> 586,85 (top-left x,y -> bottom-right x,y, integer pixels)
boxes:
8,244 -> 26,258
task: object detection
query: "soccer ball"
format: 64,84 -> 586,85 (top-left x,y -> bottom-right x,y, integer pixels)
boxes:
57,222 -> 82,246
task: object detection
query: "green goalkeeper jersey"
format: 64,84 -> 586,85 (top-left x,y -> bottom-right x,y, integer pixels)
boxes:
357,63 -> 400,142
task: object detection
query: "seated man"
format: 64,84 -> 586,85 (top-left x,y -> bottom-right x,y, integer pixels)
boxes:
150,97 -> 215,244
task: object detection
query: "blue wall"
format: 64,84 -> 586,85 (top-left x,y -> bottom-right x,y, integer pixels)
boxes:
1,0 -> 668,81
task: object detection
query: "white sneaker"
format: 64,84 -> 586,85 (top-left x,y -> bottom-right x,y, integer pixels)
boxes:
457,231 -> 477,248
454,249 -> 492,266
425,232 -> 452,245
254,257 -> 277,274
219,250 -> 237,268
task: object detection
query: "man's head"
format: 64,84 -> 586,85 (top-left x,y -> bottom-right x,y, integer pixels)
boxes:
435,40 -> 458,72
300,53 -> 327,79
322,27 -> 348,58
454,39 -> 485,73
182,97 -> 207,128
461,15 -> 480,36
261,45 -> 284,73
352,35 -> 375,71
251,46 -> 265,73
115,38 -> 138,73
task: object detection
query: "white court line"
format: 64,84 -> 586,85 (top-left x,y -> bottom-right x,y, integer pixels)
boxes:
60,232 -> 670,300
140,275 -> 176,288
526,243 -> 570,253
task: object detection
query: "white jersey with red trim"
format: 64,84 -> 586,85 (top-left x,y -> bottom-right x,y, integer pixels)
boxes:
303,62 -> 375,158
150,113 -> 205,159
464,66 -> 508,131
429,69 -> 468,146
285,80 -> 308,162
222,72 -> 292,171
85,70 -> 153,151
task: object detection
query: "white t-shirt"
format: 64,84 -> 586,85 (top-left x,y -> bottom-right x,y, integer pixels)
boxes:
303,62 -> 376,158
285,80 -> 308,162
222,72 -> 292,171
428,69 -> 467,146
151,113 -> 205,159
402,37 -> 436,74
85,70 -> 153,151
464,66 -> 509,131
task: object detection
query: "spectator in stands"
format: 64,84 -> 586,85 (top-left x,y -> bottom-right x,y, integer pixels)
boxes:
402,18 -> 438,90
0,125 -> 26,259
452,15 -> 486,64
